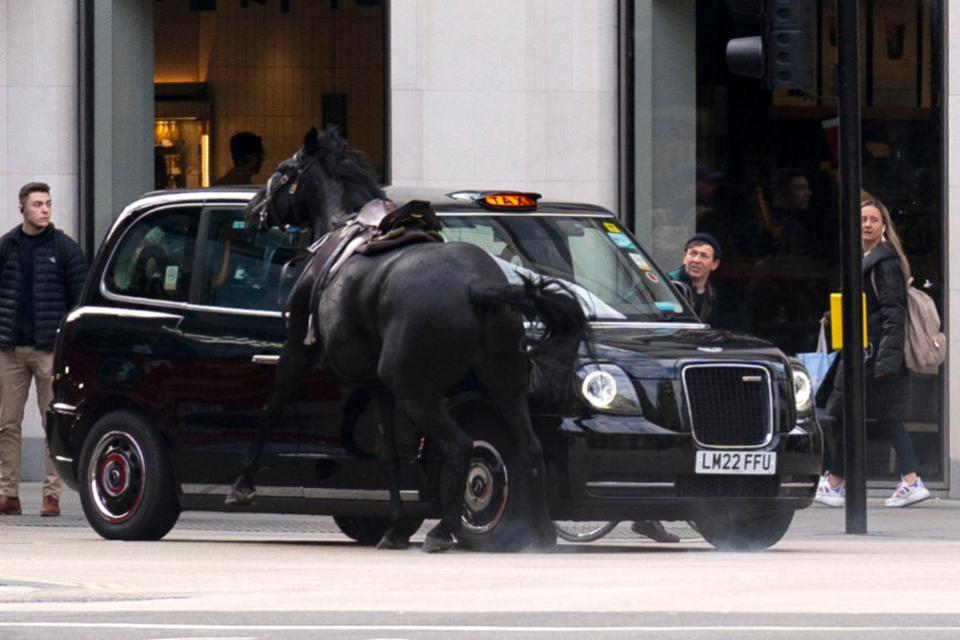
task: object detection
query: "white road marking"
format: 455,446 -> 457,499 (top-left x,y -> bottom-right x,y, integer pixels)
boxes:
1,623 -> 960,633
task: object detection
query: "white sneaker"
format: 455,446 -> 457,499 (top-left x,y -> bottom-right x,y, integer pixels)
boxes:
814,474 -> 845,507
885,478 -> 931,507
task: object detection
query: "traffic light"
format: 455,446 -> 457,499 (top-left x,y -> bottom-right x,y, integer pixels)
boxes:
726,0 -> 815,90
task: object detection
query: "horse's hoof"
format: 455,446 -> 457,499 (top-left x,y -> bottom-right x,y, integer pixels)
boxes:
421,533 -> 455,553
224,478 -> 257,507
537,525 -> 558,549
534,538 -> 558,553
376,532 -> 411,550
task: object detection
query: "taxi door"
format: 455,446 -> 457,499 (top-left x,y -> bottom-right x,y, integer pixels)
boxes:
170,205 -> 308,493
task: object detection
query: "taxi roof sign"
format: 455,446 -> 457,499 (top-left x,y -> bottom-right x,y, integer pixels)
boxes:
477,192 -> 541,212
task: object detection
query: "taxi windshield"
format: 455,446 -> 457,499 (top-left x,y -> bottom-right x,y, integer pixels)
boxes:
440,214 -> 698,322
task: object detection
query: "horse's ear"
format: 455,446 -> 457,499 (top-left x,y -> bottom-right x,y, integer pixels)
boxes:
303,127 -> 319,153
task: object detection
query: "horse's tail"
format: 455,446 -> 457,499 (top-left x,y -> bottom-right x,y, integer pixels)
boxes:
469,276 -> 591,402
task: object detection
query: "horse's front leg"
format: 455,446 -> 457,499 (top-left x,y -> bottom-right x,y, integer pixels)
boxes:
226,272 -> 316,507
399,397 -> 472,553
369,390 -> 413,550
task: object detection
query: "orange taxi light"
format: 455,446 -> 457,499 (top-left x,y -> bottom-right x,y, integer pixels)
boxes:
479,192 -> 541,211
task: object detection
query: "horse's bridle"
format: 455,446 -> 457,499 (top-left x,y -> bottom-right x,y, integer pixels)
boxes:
250,149 -> 320,229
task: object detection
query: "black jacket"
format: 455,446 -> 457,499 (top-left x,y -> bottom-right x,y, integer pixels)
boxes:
668,267 -> 737,330
825,242 -> 909,421
0,224 -> 88,351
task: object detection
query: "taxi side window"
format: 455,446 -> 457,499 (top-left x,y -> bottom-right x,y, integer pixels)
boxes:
198,209 -> 305,311
442,218 -> 528,267
568,224 -> 622,298
106,208 -> 199,303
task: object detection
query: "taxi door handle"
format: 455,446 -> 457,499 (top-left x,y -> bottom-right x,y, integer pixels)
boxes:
252,354 -> 280,365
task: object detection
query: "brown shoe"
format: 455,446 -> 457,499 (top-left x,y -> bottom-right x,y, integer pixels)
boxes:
0,495 -> 22,515
40,496 -> 60,517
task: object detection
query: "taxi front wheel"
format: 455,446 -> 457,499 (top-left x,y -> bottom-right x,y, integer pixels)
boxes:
78,410 -> 180,541
694,508 -> 794,551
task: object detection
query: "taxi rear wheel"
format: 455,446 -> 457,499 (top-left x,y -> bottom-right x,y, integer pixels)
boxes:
695,508 -> 794,551
453,402 -> 539,552
78,410 -> 180,541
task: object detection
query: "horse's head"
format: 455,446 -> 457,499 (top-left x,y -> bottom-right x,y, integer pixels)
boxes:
244,126 -> 386,237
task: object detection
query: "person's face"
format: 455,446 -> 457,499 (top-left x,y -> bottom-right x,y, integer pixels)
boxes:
861,204 -> 885,248
787,177 -> 812,210
248,148 -> 265,174
682,242 -> 719,282
21,191 -> 52,234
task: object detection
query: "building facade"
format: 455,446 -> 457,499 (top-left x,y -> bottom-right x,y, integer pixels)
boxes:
1,0 -> 956,497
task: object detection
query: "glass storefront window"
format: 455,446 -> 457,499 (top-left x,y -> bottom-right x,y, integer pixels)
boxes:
684,1 -> 944,483
154,1 -> 386,190
154,118 -> 211,190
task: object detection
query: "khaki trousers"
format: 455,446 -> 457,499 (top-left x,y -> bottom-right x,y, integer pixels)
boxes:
0,347 -> 61,499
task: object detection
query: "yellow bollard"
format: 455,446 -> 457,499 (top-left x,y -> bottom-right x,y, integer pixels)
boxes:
829,292 -> 868,350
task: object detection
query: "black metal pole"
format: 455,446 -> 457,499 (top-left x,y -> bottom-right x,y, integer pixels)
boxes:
836,0 -> 867,534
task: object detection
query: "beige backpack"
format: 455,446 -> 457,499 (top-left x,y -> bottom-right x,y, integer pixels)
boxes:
871,271 -> 946,375
903,282 -> 946,375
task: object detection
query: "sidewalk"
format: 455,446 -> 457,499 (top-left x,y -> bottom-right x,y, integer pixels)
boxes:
8,482 -> 960,542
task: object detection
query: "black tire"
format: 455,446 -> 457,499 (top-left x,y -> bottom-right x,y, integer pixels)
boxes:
554,520 -> 619,543
333,516 -> 424,546
695,509 -> 794,551
78,410 -> 180,540
453,402 -> 539,552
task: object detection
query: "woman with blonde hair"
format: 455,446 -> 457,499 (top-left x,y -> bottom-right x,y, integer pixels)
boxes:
815,192 -> 930,508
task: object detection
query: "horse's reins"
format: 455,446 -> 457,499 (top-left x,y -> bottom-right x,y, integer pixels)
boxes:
253,149 -> 320,229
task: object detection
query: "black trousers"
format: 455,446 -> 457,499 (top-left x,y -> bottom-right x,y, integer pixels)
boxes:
821,417 -> 920,478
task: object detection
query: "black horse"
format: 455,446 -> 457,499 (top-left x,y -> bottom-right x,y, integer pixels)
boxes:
227,127 -> 587,552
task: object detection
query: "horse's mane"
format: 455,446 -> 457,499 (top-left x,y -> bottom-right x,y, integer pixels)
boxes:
306,127 -> 386,210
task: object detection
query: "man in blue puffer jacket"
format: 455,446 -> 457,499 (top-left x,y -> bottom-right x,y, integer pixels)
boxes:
0,182 -> 87,517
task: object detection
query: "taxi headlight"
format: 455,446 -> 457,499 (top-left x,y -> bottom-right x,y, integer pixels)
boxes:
792,367 -> 813,414
576,364 -> 642,414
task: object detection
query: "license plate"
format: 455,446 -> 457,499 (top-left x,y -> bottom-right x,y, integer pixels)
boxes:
695,450 -> 776,475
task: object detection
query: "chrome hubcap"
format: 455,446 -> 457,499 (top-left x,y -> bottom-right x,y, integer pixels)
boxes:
88,430 -> 146,524
461,440 -> 508,534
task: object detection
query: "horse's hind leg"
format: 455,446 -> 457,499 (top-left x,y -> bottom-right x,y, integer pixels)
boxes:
370,389 -> 412,550
399,397 -> 472,553
478,362 -> 557,551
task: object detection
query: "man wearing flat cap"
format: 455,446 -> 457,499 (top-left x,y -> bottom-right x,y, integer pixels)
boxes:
668,232 -> 733,328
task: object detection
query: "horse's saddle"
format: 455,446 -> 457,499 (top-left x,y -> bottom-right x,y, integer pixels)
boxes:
355,199 -> 443,255
302,199 -> 444,345
310,198 -> 442,281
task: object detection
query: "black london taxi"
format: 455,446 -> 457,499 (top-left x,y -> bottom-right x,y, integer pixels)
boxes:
46,187 -> 822,550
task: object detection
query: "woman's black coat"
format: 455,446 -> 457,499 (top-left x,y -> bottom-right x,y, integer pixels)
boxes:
824,242 -> 910,421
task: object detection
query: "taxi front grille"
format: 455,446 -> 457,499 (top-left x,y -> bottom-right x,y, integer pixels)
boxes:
676,475 -> 779,498
682,364 -> 773,447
